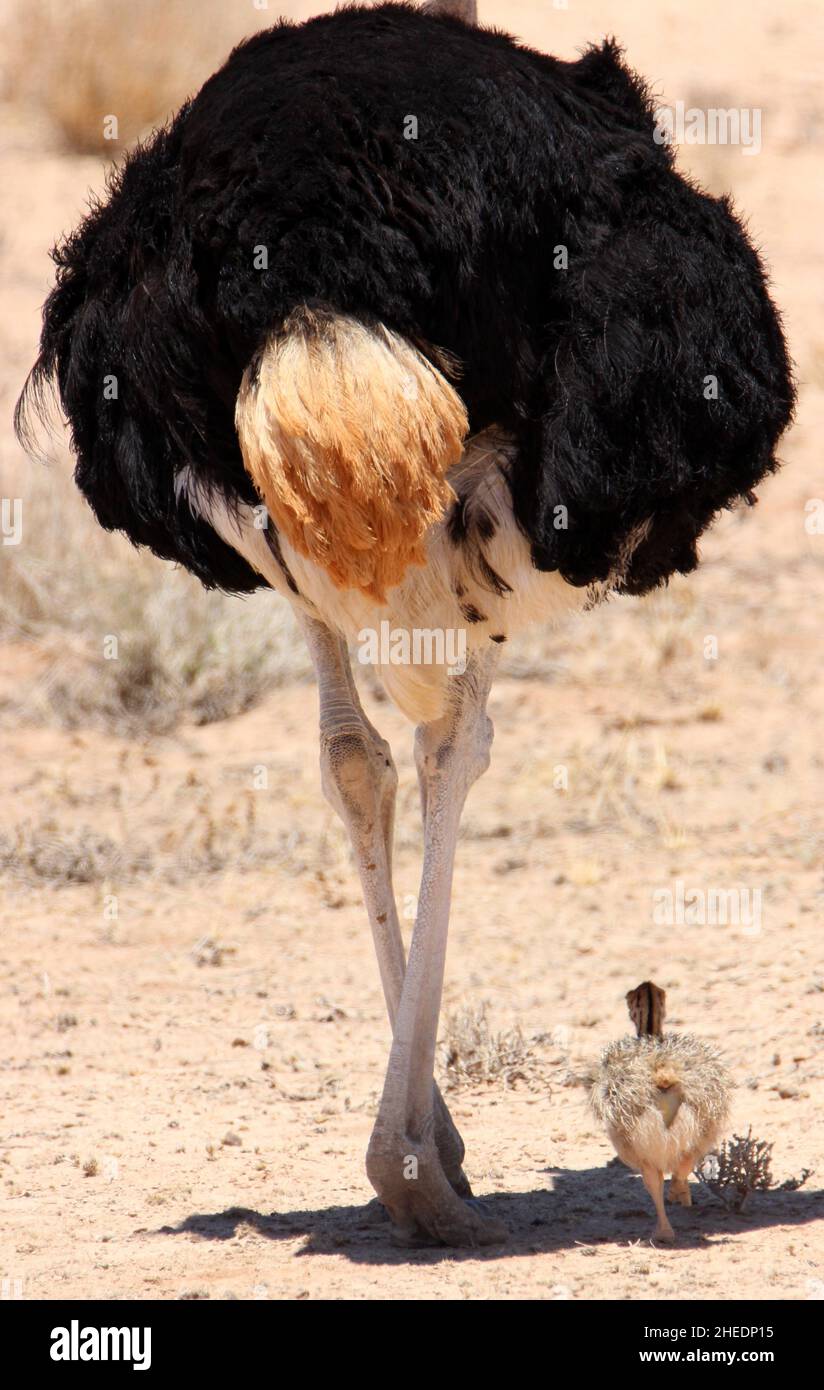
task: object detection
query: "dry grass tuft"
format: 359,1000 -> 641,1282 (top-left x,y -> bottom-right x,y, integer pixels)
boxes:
0,821 -> 150,884
1,454 -> 311,733
0,802 -> 319,889
439,1001 -> 537,1091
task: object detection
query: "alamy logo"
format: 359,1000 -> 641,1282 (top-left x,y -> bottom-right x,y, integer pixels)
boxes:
358,621 -> 467,675
1,497 -> 22,545
50,1321 -> 151,1371
652,878 -> 762,936
653,101 -> 762,155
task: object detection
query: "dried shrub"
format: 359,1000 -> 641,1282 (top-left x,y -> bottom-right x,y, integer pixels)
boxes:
696,1128 -> 813,1212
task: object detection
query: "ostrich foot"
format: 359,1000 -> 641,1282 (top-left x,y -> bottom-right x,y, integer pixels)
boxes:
367,1138 -> 506,1248
433,1086 -> 473,1198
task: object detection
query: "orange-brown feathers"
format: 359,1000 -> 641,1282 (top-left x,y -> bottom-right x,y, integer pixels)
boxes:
235,307 -> 468,600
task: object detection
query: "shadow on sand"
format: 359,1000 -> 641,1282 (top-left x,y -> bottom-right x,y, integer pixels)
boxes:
158,1162 -> 824,1266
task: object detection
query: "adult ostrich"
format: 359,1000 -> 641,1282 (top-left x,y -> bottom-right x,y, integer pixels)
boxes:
17,0 -> 794,1246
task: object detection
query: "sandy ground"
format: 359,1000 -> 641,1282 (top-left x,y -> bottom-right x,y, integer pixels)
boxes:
2,0 -> 824,1300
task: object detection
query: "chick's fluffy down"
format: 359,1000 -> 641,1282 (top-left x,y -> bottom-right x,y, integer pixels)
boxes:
591,1033 -> 732,1174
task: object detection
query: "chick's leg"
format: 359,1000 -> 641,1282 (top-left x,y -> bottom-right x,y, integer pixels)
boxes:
641,1164 -> 675,1243
668,1178 -> 692,1207
669,1155 -> 695,1207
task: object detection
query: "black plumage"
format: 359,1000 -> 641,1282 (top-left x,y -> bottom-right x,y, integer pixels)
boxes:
17,2 -> 795,595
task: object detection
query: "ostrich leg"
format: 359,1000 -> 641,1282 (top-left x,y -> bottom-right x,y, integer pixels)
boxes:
366,647 -> 507,1246
298,613 -> 471,1195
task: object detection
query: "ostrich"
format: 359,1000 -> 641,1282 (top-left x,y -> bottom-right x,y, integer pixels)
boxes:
17,0 -> 794,1247
591,982 -> 732,1244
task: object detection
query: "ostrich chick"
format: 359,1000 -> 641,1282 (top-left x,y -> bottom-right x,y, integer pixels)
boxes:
591,982 -> 732,1243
